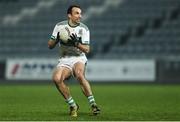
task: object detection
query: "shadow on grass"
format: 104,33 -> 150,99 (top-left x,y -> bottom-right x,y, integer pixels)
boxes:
52,111 -> 103,121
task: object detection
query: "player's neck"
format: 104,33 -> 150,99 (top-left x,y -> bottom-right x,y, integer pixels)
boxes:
68,20 -> 79,27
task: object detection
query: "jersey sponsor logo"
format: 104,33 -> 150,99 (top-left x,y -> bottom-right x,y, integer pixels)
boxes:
78,29 -> 83,36
65,27 -> 71,36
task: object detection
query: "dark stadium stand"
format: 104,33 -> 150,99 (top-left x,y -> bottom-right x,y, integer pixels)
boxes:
87,0 -> 180,59
0,0 -> 180,59
0,0 -> 105,59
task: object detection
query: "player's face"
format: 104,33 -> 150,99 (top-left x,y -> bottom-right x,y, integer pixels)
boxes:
69,7 -> 82,24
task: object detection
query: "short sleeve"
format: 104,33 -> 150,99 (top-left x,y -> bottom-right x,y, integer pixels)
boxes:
50,24 -> 59,40
81,29 -> 90,45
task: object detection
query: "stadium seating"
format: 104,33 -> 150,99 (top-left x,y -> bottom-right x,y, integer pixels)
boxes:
0,0 -> 180,59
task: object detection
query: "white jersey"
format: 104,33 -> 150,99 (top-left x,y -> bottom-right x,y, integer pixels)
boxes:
50,20 -> 90,57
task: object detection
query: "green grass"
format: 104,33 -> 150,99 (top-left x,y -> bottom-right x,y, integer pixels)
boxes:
0,83 -> 180,121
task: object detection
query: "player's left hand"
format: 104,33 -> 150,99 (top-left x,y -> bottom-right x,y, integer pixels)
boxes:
68,33 -> 82,47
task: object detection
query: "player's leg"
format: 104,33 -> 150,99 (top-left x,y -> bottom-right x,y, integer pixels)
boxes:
52,67 -> 78,117
73,62 -> 92,96
53,67 -> 71,99
73,62 -> 100,115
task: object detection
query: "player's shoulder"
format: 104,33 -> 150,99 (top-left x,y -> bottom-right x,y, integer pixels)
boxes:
79,22 -> 89,31
56,20 -> 68,26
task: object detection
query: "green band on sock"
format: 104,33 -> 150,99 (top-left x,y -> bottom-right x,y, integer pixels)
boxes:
88,95 -> 96,106
66,97 -> 76,107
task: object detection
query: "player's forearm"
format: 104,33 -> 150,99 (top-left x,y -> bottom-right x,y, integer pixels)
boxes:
48,39 -> 58,49
77,44 -> 90,54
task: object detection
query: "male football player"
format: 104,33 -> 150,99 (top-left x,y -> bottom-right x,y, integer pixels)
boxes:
48,5 -> 100,117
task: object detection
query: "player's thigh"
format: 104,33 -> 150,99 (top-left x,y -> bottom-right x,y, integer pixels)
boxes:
73,62 -> 85,77
53,66 -> 71,82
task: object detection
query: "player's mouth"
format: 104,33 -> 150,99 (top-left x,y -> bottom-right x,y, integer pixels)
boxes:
76,19 -> 81,23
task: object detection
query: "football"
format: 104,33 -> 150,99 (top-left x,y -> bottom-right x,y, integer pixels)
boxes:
59,27 -> 70,43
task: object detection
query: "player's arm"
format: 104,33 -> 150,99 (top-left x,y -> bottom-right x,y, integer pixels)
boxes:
76,44 -> 90,54
77,27 -> 90,54
48,25 -> 59,49
48,38 -> 59,49
68,34 -> 90,54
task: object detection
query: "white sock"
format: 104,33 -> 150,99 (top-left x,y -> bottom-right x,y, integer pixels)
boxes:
87,95 -> 96,106
66,97 -> 76,107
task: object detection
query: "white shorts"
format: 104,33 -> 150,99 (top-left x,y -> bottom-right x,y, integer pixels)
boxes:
56,55 -> 87,71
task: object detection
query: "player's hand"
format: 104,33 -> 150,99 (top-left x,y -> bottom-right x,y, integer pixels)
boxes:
55,32 -> 60,44
59,32 -> 74,46
68,33 -> 82,47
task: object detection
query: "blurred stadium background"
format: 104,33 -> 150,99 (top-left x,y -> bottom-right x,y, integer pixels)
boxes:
0,0 -> 180,83
0,0 -> 180,121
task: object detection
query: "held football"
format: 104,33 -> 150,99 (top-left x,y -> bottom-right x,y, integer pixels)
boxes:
59,27 -> 71,43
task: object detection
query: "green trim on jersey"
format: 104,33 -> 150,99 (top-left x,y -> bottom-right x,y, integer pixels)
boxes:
68,22 -> 80,28
82,41 -> 90,45
81,43 -> 90,45
50,35 -> 56,40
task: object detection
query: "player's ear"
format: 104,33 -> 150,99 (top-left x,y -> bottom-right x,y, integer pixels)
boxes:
68,13 -> 71,19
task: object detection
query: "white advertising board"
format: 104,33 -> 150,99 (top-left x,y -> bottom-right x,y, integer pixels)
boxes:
6,58 -> 56,80
6,59 -> 156,81
85,59 -> 156,82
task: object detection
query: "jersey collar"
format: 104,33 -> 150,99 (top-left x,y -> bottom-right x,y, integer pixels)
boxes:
68,20 -> 80,28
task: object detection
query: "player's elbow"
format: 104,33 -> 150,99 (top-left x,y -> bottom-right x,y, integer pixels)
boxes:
48,43 -> 54,49
48,45 -> 54,49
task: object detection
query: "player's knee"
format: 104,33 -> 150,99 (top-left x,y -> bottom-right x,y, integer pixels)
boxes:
52,75 -> 59,83
53,74 -> 65,84
76,72 -> 85,81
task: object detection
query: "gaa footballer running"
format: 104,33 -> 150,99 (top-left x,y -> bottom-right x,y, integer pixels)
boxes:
48,5 -> 100,117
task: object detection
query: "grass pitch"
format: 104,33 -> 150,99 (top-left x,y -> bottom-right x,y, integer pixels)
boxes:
0,83 -> 180,121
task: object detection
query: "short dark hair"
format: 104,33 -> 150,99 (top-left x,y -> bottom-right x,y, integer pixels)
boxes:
67,5 -> 81,14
